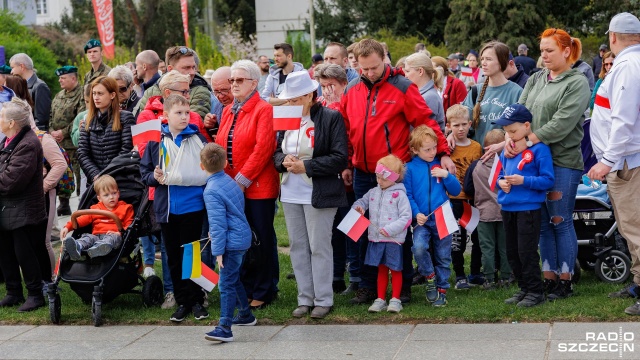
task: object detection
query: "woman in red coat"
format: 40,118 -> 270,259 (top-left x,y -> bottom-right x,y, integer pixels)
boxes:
215,60 -> 279,309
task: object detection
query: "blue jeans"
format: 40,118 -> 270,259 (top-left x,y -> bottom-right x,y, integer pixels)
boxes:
412,220 -> 452,290
218,249 -> 251,328
160,235 -> 173,294
140,235 -> 157,266
539,166 -> 581,275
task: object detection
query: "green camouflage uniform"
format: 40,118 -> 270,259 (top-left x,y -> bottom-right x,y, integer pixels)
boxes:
84,62 -> 112,86
49,84 -> 86,198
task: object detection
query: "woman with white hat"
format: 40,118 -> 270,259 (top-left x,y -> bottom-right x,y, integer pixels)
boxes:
273,71 -> 349,319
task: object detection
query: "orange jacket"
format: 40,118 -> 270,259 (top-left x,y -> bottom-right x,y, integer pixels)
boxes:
64,201 -> 134,234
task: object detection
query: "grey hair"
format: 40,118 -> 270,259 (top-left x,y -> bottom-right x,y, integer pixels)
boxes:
231,60 -> 260,80
2,97 -> 32,128
9,53 -> 34,70
159,70 -> 190,91
108,65 -> 134,87
314,63 -> 348,85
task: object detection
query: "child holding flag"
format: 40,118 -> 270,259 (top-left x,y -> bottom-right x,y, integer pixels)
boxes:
494,104 -> 554,308
404,125 -> 461,307
200,143 -> 256,343
140,94 -> 209,322
352,155 -> 411,313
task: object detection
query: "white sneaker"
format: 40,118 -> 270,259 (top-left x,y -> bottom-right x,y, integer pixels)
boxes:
161,292 -> 176,309
387,298 -> 403,313
143,267 -> 156,278
368,298 -> 387,312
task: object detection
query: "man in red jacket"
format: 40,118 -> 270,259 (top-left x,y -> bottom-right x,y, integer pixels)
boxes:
340,38 -> 454,305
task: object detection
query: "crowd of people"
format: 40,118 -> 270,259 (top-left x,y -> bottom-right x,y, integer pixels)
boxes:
0,11 -> 639,344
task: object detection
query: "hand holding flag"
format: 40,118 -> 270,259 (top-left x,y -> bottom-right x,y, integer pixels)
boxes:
338,208 -> 371,242
488,153 -> 503,191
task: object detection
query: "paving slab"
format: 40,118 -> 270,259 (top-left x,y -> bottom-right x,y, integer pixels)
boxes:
409,323 -> 550,341
271,324 -> 414,341
112,340 -> 262,360
11,325 -> 158,341
249,340 -> 404,359
136,325 -> 283,343
395,340 -> 547,360
0,340 -> 132,360
0,326 -> 36,341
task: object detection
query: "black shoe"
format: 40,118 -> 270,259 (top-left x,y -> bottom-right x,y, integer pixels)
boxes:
57,198 -> 71,216
399,288 -> 412,304
170,305 -> 190,322
412,269 -> 426,286
350,287 -> 377,304
517,292 -> 546,308
341,281 -> 359,296
543,278 -> 558,295
286,273 -> 296,280
332,280 -> 346,293
547,279 -> 573,301
17,295 -> 45,312
192,303 -> 209,320
609,282 -> 640,298
0,294 -> 25,307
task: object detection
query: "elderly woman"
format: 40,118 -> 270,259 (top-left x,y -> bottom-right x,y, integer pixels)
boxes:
505,28 -> 590,302
314,63 -> 348,110
0,98 -> 48,312
215,60 -> 279,309
78,76 -> 135,184
274,71 -> 348,319
404,53 -> 445,131
108,65 -> 139,113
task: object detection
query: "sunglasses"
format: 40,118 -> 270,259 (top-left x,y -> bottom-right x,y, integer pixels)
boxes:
172,47 -> 193,56
213,88 -> 231,96
118,86 -> 129,93
169,88 -> 190,96
228,77 -> 253,85
604,63 -> 613,67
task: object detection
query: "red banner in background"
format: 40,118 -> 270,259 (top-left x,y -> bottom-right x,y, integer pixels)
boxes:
181,0 -> 190,47
92,0 -> 115,59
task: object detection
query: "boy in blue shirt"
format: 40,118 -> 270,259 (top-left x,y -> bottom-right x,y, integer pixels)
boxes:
201,143 -> 255,343
495,104 -> 554,308
404,125 -> 461,307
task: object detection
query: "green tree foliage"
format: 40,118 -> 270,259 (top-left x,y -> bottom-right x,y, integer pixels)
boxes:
286,32 -> 312,69
214,0 -> 256,40
367,29 -> 449,62
444,0 -> 545,56
194,28 -> 231,70
0,11 -> 61,93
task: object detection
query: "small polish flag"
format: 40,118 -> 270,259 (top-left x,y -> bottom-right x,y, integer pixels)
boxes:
191,262 -> 220,292
488,153 -> 503,191
337,208 -> 371,242
182,241 -> 219,292
273,105 -> 303,130
131,120 -> 161,149
459,202 -> 480,234
434,201 -> 459,240
461,66 -> 473,77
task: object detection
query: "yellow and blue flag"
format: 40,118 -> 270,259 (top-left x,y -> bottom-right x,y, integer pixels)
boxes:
182,241 -> 219,292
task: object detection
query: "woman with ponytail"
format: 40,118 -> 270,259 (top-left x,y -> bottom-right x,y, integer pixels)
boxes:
404,53 -> 445,131
505,28 -> 590,301
460,41 -> 523,148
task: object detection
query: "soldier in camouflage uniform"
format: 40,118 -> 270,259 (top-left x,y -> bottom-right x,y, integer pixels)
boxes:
50,66 -> 86,215
84,39 -> 112,86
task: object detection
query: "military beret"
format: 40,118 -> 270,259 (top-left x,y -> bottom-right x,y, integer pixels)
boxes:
55,66 -> 78,76
0,65 -> 11,75
84,39 -> 102,53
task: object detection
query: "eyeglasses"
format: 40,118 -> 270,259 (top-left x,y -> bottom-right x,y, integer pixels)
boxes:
213,88 -> 231,96
169,88 -> 190,96
118,86 -> 129,93
228,77 -> 253,85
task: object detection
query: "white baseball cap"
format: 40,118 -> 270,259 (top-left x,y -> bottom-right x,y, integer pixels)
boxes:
606,12 -> 640,34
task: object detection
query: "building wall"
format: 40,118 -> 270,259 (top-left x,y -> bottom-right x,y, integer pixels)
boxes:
35,0 -> 72,25
1,0 -> 36,26
255,0 -> 309,57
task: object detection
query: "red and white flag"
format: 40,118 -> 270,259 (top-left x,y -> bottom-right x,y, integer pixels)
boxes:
461,66 -> 473,77
337,208 -> 371,242
488,153 -> 503,191
459,202 -> 480,234
131,120 -> 161,149
91,0 -> 115,59
434,201 -> 459,239
273,105 -> 302,131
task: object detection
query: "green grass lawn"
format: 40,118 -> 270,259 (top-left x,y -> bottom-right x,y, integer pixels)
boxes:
0,207 -> 636,325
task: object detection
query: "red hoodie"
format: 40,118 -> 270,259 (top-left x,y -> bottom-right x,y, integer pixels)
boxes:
340,65 -> 449,173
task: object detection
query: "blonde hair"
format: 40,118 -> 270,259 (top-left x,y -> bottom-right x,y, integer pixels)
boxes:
405,52 -> 442,89
200,143 -> 227,173
94,175 -> 118,195
377,154 -> 405,182
484,129 -> 506,147
159,70 -> 190,92
446,104 -> 469,124
409,125 -> 438,151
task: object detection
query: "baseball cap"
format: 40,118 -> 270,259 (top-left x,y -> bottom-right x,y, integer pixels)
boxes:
606,12 -> 640,34
447,53 -> 458,60
492,104 -> 533,126
518,44 -> 528,52
312,53 -> 323,63
599,44 -> 608,51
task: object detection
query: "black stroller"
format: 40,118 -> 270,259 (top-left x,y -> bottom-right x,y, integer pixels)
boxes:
47,153 -> 163,326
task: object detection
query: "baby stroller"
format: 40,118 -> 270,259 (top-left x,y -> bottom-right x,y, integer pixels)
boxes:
47,153 -> 163,326
574,188 -> 631,284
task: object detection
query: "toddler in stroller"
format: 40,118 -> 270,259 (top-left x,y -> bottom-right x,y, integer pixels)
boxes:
61,175 -> 134,260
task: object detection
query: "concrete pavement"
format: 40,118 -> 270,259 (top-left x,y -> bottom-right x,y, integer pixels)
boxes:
0,322 -> 639,359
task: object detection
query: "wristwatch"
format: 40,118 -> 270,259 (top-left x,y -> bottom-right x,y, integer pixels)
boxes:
525,136 -> 533,148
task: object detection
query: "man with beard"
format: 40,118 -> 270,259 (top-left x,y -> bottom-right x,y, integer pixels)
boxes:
260,43 -> 305,106
256,56 -> 270,93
